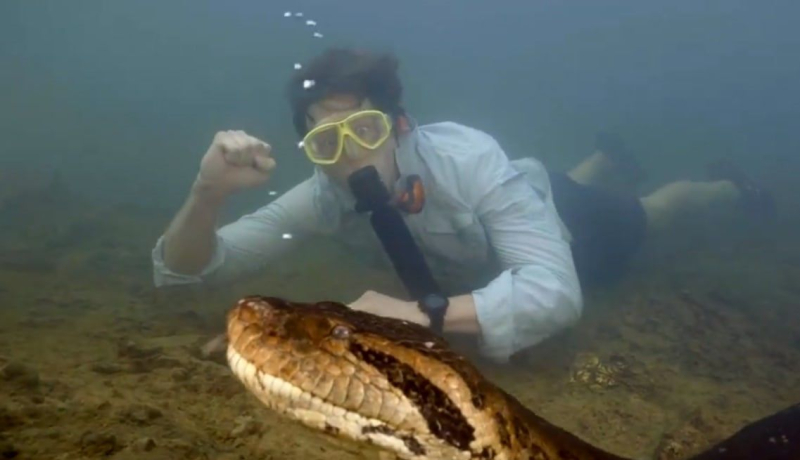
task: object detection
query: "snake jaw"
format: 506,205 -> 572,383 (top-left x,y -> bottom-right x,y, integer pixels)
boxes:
226,333 -> 471,459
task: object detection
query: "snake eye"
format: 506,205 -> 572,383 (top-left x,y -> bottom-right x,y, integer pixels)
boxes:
331,325 -> 351,340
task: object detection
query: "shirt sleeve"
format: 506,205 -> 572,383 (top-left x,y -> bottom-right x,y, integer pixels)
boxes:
466,137 -> 583,362
151,178 -> 325,287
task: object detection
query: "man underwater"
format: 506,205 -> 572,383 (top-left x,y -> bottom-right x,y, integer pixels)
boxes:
152,47 -> 775,363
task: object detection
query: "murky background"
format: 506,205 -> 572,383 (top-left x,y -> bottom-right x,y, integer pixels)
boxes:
1,1 -> 799,459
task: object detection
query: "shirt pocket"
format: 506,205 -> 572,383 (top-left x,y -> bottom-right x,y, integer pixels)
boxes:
421,211 -> 488,263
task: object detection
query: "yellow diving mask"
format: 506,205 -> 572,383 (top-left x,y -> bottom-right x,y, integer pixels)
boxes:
301,110 -> 392,165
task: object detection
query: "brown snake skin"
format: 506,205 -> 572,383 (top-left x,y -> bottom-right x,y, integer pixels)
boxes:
225,296 -> 800,460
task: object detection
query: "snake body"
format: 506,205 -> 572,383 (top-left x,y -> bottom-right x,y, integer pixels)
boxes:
225,296 -> 799,460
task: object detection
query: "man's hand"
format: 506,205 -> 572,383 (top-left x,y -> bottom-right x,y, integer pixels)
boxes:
194,130 -> 276,202
348,290 -> 430,327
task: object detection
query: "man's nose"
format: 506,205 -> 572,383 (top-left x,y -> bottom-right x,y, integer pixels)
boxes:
342,137 -> 370,160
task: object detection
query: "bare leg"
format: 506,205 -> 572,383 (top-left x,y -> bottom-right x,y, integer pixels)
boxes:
568,132 -> 646,192
640,180 -> 740,233
567,152 -> 618,188
568,150 -> 645,194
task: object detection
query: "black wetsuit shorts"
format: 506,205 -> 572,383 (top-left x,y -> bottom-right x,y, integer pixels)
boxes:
549,172 -> 647,286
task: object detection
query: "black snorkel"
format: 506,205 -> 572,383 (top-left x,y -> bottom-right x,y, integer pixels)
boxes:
347,166 -> 449,334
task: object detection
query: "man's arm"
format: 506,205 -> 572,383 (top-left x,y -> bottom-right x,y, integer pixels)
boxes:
457,138 -> 583,362
161,181 -> 226,276
152,178 -> 322,287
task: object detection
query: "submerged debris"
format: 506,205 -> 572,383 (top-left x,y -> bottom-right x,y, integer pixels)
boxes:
569,353 -> 628,390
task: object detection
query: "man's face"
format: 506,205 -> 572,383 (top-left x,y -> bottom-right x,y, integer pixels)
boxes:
305,94 -> 399,192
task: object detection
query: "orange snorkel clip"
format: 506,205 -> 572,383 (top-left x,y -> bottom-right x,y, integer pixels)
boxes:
394,174 -> 425,214
389,114 -> 425,214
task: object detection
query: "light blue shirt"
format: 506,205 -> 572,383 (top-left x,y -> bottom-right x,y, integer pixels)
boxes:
151,121 -> 583,362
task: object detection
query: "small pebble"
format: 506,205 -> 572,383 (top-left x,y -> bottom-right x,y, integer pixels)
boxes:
121,404 -> 163,425
229,416 -> 261,437
171,368 -> 191,382
54,401 -> 69,413
0,362 -> 39,388
130,437 -> 157,452
1,362 -> 28,379
80,431 -> 118,455
91,362 -> 122,375
199,334 -> 227,359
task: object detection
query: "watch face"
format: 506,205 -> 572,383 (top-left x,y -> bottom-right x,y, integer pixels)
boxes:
423,293 -> 448,310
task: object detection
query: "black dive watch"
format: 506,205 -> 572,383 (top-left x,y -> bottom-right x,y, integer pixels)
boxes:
419,293 -> 449,334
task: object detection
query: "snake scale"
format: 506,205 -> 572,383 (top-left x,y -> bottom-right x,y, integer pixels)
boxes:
225,295 -> 800,460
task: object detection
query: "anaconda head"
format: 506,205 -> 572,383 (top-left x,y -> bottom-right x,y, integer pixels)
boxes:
226,295 -> 519,460
228,296 -> 800,460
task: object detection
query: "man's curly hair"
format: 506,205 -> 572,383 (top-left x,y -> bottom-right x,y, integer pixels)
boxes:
286,48 -> 406,138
